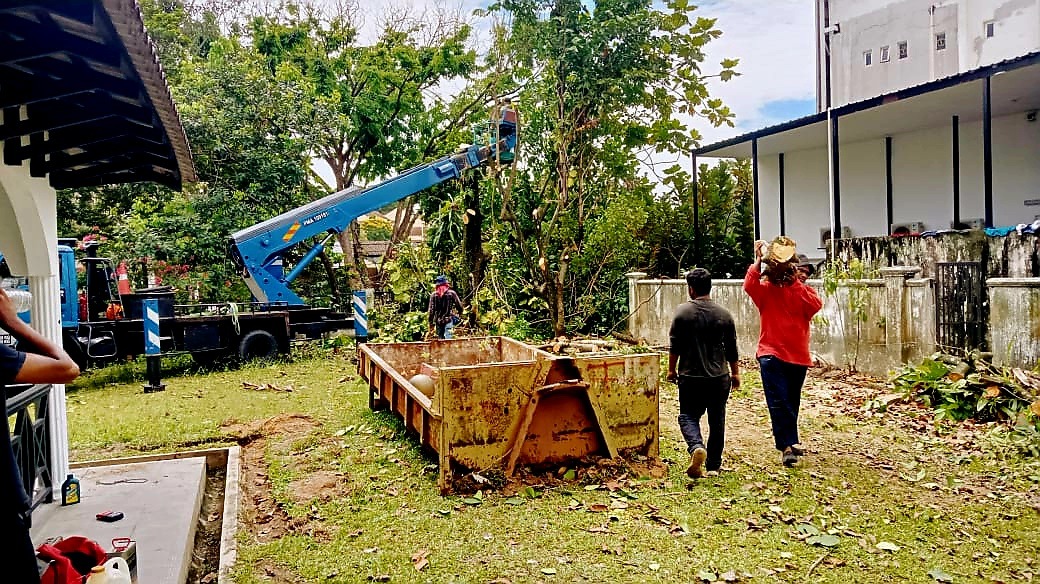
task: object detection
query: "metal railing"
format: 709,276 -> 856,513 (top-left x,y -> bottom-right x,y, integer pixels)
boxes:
5,383 -> 54,512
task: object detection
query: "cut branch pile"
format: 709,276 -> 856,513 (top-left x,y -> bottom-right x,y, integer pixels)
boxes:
537,336 -> 621,355
891,351 -> 1040,424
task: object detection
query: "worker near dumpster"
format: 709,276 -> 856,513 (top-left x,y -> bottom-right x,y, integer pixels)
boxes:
428,275 -> 464,340
666,268 -> 740,479
0,288 -> 80,583
743,240 -> 823,467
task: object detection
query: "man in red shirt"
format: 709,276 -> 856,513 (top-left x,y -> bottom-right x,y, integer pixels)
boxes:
743,243 -> 823,467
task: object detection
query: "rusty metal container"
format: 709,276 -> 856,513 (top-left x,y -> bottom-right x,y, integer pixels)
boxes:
357,337 -> 660,493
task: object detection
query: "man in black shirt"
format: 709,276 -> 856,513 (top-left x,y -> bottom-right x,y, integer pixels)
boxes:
667,269 -> 739,479
0,288 -> 80,583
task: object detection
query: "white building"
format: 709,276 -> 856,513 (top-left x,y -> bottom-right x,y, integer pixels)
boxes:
818,0 -> 1040,109
695,1 -> 1040,261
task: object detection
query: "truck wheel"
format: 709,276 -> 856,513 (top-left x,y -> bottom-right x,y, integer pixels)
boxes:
237,330 -> 279,361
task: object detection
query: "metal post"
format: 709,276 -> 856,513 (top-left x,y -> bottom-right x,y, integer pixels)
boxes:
982,77 -> 993,227
952,115 -> 960,227
829,112 -> 842,251
142,298 -> 165,393
691,151 -> 699,263
778,152 -> 786,235
751,137 -> 761,240
352,290 -> 368,344
885,136 -> 893,233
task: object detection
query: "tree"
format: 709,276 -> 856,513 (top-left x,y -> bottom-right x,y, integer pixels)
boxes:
484,0 -> 737,335
249,2 -> 494,286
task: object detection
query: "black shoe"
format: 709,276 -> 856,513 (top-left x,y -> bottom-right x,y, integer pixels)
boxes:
790,443 -> 806,456
782,447 -> 799,467
687,447 -> 707,478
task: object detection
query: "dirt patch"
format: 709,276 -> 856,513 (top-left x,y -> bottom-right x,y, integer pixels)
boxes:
287,470 -> 351,505
185,464 -> 225,584
450,454 -> 669,496
221,413 -> 319,443
237,413 -> 337,548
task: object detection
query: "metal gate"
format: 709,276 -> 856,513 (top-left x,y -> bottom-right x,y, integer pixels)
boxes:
935,262 -> 987,353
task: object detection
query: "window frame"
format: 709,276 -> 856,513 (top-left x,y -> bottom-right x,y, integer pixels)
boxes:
864,49 -> 873,66
935,31 -> 946,51
880,45 -> 891,62
898,40 -> 908,59
985,20 -> 995,38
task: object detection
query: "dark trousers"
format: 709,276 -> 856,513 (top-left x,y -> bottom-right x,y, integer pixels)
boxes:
758,355 -> 808,451
677,375 -> 730,471
1,509 -> 40,584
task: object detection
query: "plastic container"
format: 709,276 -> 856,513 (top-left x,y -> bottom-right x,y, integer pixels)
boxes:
0,280 -> 31,313
85,558 -> 132,584
61,473 -> 80,506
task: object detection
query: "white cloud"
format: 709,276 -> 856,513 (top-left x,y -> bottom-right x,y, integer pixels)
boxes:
697,0 -> 817,144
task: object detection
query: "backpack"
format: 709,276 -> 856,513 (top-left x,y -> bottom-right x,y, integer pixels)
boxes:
37,536 -> 107,584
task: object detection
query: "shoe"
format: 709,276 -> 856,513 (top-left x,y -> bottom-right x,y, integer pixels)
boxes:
687,447 -> 707,478
782,447 -> 799,467
790,443 -> 806,456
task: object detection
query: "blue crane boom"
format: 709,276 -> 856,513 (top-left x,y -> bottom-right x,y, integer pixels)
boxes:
230,112 -> 517,306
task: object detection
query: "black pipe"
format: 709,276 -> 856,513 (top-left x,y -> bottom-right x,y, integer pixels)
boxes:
830,114 -> 841,244
778,152 -> 786,235
691,151 -> 699,263
952,115 -> 961,227
983,77 -> 993,227
752,138 -> 761,239
885,136 -> 893,233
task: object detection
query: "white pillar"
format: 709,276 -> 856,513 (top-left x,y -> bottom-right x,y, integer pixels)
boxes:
28,275 -> 68,489
0,164 -> 67,496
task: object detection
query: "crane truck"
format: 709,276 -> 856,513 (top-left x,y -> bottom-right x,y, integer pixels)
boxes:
0,110 -> 517,369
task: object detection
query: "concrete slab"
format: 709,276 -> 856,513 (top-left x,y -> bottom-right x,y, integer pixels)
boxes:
31,457 -> 206,584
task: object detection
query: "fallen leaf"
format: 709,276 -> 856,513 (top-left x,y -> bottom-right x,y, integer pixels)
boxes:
587,504 -> 609,513
877,541 -> 901,552
563,469 -> 577,481
521,486 -> 541,499
462,497 -> 482,505
807,533 -> 840,547
696,569 -> 717,582
201,573 -> 217,583
540,567 -> 557,575
584,484 -> 601,491
984,385 -> 1001,398
610,499 -> 629,510
648,563 -> 661,572
928,567 -> 954,582
720,571 -> 738,582
587,526 -> 610,533
1030,400 -> 1040,417
503,497 -> 524,506
411,549 -> 430,572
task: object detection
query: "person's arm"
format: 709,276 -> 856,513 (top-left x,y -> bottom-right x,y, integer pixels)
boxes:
742,240 -> 767,304
451,290 -> 464,314
725,319 -> 740,388
0,289 -> 79,383
667,315 -> 682,383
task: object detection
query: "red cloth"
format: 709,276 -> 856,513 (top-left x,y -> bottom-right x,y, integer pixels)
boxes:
434,284 -> 449,296
742,263 -> 823,367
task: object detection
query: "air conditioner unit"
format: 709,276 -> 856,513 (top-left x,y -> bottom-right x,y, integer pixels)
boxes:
818,226 -> 853,248
890,221 -> 925,236
950,218 -> 985,230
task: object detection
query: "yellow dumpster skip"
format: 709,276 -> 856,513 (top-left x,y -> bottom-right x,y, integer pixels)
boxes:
357,336 -> 660,493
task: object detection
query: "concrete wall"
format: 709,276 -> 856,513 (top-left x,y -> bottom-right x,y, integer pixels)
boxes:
832,230 -> 1040,277
627,268 -> 1040,373
988,278 -> 1040,365
818,0 -> 1040,108
628,270 -> 906,369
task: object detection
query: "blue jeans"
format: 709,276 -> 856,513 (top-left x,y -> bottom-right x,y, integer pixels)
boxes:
758,356 -> 807,451
677,375 -> 730,471
436,320 -> 456,339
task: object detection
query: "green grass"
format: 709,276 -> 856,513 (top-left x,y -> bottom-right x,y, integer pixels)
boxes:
66,351 -> 1040,583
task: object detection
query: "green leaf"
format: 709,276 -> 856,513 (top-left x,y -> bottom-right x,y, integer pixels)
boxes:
462,497 -> 482,505
796,523 -> 820,536
540,567 -> 557,575
521,486 -> 541,499
563,469 -> 577,480
504,497 -> 524,506
807,533 -> 840,547
696,569 -> 717,582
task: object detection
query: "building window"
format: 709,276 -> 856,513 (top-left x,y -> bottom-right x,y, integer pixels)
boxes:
898,41 -> 908,59
985,20 -> 995,38
864,49 -> 873,66
880,45 -> 890,62
935,32 -> 946,51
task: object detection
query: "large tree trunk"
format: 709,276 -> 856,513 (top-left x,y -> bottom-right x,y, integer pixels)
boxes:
462,174 -> 486,326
